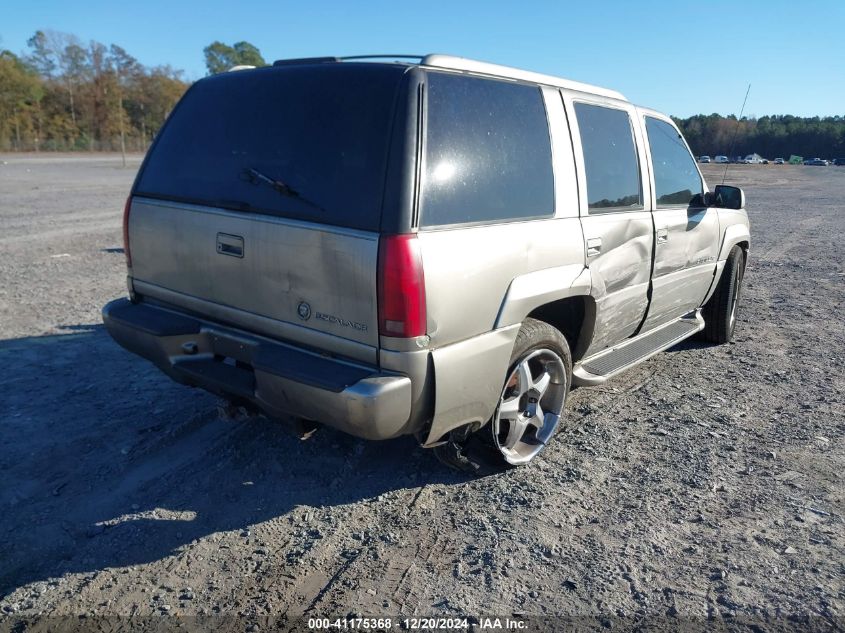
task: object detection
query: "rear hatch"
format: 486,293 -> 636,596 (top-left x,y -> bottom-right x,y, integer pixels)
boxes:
128,63 -> 408,363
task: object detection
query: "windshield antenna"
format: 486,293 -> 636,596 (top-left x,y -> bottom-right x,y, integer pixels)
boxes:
722,83 -> 751,185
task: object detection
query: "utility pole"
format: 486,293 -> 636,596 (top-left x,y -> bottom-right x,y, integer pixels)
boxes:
140,102 -> 146,152
14,107 -> 21,151
118,91 -> 127,167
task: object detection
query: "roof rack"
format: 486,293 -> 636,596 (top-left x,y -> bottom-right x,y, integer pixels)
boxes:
272,57 -> 341,66
272,55 -> 422,67
339,55 -> 424,62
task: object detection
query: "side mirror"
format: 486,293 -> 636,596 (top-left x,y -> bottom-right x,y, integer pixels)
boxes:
713,185 -> 745,210
689,191 -> 715,207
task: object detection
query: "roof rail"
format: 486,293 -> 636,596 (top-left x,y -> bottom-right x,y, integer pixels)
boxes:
228,65 -> 256,72
272,55 -> 424,66
272,56 -> 341,66
420,54 -> 626,101
338,54 -> 424,62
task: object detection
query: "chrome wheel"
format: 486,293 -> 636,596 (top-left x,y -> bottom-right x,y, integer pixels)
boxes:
700,246 -> 745,345
729,257 -> 744,331
492,348 -> 567,465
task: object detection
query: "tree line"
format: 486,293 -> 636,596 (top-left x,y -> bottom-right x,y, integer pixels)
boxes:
0,32 -> 274,153
1,31 -> 191,153
2,31 -> 843,159
674,113 -> 845,160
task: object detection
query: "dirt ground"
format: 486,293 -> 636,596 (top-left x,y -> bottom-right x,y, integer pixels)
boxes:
0,155 -> 842,630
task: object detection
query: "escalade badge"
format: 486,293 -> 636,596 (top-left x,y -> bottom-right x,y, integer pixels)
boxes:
297,301 -> 311,321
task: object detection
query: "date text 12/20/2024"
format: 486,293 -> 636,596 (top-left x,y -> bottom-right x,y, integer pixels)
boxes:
307,617 -> 528,629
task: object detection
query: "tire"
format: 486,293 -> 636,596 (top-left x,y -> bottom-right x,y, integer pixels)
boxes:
483,318 -> 573,468
701,246 -> 745,344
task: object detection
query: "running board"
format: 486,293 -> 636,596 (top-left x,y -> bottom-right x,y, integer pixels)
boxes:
572,313 -> 704,386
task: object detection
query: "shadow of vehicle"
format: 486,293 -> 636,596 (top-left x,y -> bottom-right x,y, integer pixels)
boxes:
0,326 -> 465,597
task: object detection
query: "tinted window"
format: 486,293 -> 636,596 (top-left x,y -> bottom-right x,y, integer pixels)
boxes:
135,64 -> 405,231
574,103 -> 641,211
420,72 -> 554,227
645,117 -> 703,206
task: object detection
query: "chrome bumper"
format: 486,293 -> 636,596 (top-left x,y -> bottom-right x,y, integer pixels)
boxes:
102,298 -> 413,440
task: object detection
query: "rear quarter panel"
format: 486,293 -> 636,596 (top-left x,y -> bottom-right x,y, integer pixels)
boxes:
418,217 -> 585,347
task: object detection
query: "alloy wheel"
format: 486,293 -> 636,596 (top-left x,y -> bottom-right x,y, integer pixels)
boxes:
492,348 -> 567,465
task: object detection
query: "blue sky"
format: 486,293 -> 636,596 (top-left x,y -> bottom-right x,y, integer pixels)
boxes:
2,0 -> 843,118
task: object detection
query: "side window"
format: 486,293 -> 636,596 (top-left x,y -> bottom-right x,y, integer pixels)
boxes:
574,102 -> 642,212
645,117 -> 703,206
420,72 -> 554,228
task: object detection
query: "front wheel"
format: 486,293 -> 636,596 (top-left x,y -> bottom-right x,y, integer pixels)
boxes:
701,246 -> 745,344
488,318 -> 572,468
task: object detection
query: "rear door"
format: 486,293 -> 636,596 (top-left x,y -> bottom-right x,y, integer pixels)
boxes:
566,97 -> 654,356
638,112 -> 720,331
127,64 -> 408,364
129,201 -> 380,360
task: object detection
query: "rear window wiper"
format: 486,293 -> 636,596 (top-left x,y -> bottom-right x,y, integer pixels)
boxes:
242,167 -> 324,212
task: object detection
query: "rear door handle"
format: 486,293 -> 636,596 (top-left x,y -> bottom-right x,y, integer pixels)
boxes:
586,237 -> 602,257
217,233 -> 244,258
656,228 -> 669,244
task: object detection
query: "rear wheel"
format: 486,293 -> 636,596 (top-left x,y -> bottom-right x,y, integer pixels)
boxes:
487,318 -> 572,468
701,246 -> 745,344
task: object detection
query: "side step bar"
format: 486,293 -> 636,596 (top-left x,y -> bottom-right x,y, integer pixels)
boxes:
572,313 -> 704,386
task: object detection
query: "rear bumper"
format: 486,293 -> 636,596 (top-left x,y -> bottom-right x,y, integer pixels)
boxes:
102,298 -> 413,440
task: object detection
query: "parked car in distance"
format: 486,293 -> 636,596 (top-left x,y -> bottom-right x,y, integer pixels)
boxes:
102,54 -> 750,472
699,155 -> 711,163
833,158 -> 845,166
806,158 -> 828,166
774,158 -> 784,165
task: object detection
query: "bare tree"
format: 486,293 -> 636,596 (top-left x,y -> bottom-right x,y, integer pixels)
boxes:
38,31 -> 85,132
109,45 -> 140,166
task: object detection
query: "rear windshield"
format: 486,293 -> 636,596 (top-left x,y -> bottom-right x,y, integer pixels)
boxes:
135,64 -> 406,231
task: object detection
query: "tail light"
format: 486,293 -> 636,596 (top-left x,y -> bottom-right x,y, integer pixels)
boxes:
122,196 -> 132,268
377,234 -> 426,338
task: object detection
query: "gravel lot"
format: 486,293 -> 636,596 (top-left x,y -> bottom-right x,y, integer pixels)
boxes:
0,155 -> 843,630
